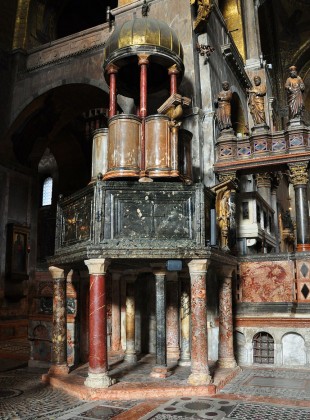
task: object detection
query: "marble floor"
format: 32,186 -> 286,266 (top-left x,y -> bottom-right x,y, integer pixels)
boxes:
1,340 -> 310,419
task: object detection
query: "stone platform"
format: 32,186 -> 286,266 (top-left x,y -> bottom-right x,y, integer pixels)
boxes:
42,353 -> 240,401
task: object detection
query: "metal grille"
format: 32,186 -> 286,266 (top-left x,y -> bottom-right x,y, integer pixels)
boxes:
253,332 -> 274,364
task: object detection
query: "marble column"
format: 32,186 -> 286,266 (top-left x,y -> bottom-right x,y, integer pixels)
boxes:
84,258 -> 114,388
179,276 -> 191,366
48,266 -> 69,375
256,172 -> 271,205
166,272 -> 180,360
111,271 -> 122,352
138,54 -> 149,178
271,173 -> 281,253
242,0 -> 261,68
187,259 -> 212,385
168,64 -> 179,95
107,64 -> 118,118
124,274 -> 137,363
218,267 -> 237,369
151,266 -> 170,378
289,163 -> 310,252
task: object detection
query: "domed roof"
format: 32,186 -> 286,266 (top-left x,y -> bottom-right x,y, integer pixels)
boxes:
103,18 -> 184,97
103,17 -> 183,65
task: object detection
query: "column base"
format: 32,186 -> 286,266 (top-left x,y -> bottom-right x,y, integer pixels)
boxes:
150,365 -> 172,378
218,358 -> 237,369
48,364 -> 69,375
84,372 -> 115,388
178,359 -> 191,367
167,347 -> 180,361
297,244 -> 310,252
124,352 -> 137,363
187,372 -> 212,386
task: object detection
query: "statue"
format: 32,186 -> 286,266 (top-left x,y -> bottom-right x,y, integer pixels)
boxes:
217,190 -> 231,250
215,81 -> 232,131
247,76 -> 267,125
190,0 -> 212,31
285,66 -> 305,119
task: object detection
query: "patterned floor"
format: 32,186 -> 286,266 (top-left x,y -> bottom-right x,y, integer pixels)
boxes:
1,340 -> 310,420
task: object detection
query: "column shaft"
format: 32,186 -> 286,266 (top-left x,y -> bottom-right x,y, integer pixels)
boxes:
166,274 -> 180,360
107,65 -> 118,118
179,277 -> 191,366
125,279 -> 137,363
111,273 -> 121,352
188,259 -> 211,385
218,273 -> 237,368
48,266 -> 69,375
89,274 -> 107,373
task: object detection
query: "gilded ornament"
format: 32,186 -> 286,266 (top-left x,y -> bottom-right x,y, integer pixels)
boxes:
289,163 -> 309,186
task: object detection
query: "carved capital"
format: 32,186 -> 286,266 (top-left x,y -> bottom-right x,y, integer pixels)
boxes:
168,64 -> 180,76
84,258 -> 110,275
289,162 -> 309,186
217,172 -> 237,185
106,64 -> 119,75
138,54 -> 150,66
188,259 -> 209,274
256,172 -> 271,189
49,266 -> 65,280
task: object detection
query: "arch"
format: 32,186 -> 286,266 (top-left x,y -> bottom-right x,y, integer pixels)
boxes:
252,331 -> 274,364
234,330 -> 247,365
282,332 -> 306,366
231,92 -> 246,136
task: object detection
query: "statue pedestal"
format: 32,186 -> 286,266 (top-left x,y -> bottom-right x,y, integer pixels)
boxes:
216,129 -> 237,161
251,123 -> 269,133
287,117 -> 305,128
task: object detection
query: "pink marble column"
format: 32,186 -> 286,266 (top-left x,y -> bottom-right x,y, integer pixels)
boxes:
166,272 -> 180,360
111,271 -> 121,352
218,267 -> 237,368
48,266 -> 69,375
84,259 -> 114,388
187,259 -> 212,385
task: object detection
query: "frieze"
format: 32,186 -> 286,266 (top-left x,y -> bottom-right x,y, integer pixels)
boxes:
26,24 -> 110,71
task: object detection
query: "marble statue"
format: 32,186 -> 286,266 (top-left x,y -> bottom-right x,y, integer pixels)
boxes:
285,66 -> 305,119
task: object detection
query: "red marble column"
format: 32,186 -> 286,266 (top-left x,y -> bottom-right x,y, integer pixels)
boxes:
111,271 -> 121,352
138,54 -> 149,179
166,272 -> 180,360
187,259 -> 212,385
168,64 -> 179,96
218,267 -> 237,368
84,259 -> 114,388
48,266 -> 69,375
107,64 -> 118,119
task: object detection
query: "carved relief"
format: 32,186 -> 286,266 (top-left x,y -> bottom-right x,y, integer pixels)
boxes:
190,0 -> 213,32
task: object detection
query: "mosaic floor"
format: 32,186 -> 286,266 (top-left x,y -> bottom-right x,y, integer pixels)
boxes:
1,340 -> 310,419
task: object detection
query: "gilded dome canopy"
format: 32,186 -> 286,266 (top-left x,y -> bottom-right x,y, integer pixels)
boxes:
103,17 -> 184,97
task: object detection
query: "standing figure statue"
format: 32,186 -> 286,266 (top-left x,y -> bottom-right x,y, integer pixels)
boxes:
247,76 -> 267,125
215,81 -> 232,131
285,66 -> 305,120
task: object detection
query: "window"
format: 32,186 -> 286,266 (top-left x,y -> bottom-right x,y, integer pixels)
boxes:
42,177 -> 53,206
253,332 -> 274,364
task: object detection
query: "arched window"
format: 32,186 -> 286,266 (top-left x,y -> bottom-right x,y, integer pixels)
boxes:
42,177 -> 53,206
253,332 -> 274,364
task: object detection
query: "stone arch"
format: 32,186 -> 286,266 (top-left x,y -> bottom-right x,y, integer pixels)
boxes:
231,92 -> 247,136
252,331 -> 274,364
234,330 -> 247,365
282,332 -> 306,366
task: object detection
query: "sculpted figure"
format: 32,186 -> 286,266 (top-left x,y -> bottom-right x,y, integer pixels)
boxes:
285,66 -> 305,119
215,81 -> 232,131
217,190 -> 231,250
190,0 -> 212,30
247,76 -> 266,125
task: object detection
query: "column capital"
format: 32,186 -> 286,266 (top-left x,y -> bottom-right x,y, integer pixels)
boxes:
168,64 -> 180,76
84,258 -> 110,275
151,263 -> 166,276
106,63 -> 119,74
217,171 -> 238,185
49,266 -> 65,279
188,259 -> 209,274
289,162 -> 309,186
218,265 -> 236,279
256,172 -> 272,188
138,54 -> 150,66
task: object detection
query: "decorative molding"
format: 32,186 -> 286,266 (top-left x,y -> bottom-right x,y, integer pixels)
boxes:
221,43 -> 251,89
289,162 -> 309,186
